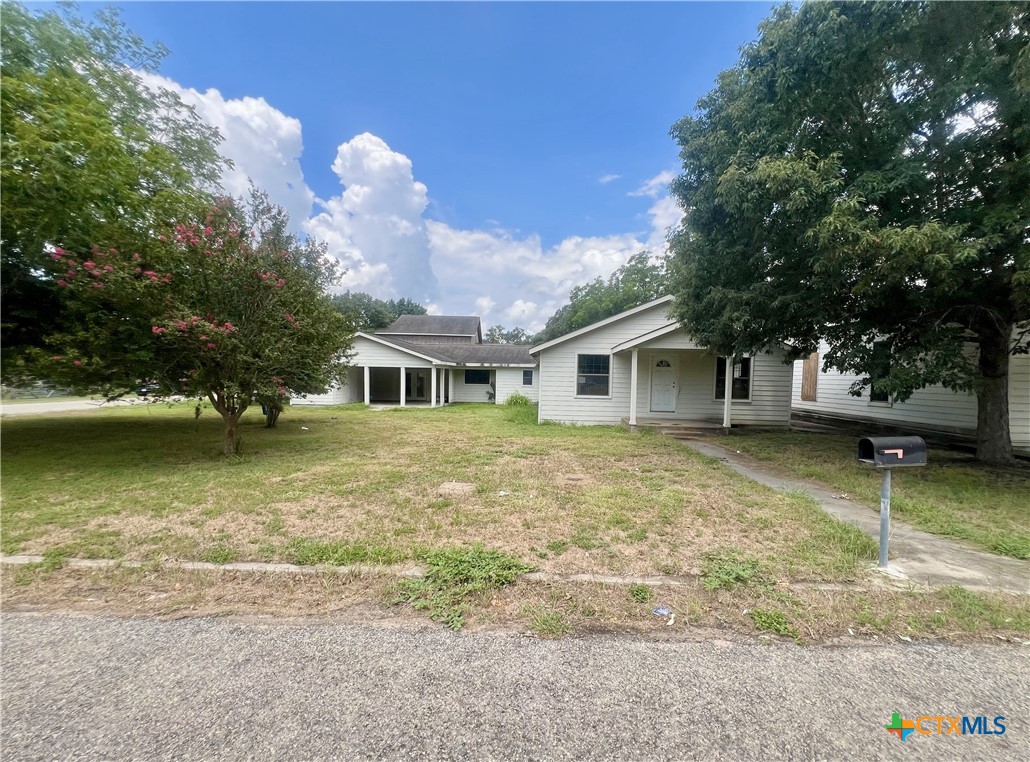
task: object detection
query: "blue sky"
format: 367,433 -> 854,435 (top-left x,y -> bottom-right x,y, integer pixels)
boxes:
106,1 -> 773,328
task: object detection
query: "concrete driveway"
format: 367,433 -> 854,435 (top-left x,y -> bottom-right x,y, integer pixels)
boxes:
2,612 -> 1026,761
1,398 -> 153,416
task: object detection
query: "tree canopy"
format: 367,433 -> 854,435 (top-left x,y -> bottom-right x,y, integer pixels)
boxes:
40,191 -> 353,455
668,1 -> 1029,463
484,325 -> 531,345
331,292 -> 427,332
534,252 -> 667,343
1,2 -> 226,376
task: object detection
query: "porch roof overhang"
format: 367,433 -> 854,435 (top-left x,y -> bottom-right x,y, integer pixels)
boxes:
611,322 -> 696,353
354,332 -> 457,366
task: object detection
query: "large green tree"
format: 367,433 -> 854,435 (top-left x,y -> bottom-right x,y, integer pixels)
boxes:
331,292 -> 427,332
1,2 -> 225,375
669,1 -> 1029,464
40,192 -> 353,455
535,251 -> 667,343
484,325 -> 531,344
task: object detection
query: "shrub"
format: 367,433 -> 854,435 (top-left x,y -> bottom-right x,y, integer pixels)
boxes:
504,392 -> 532,407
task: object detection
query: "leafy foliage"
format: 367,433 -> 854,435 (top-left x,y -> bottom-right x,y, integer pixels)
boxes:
700,550 -> 767,591
669,2 -> 1030,462
36,191 -> 353,454
330,292 -> 427,332
484,325 -> 531,344
1,2 -> 226,375
535,252 -> 667,343
396,545 -> 531,630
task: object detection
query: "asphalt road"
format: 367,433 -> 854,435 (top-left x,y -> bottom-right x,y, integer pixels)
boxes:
1,612 -> 1027,761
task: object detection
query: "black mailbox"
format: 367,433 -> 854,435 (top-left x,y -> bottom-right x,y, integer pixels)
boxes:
857,436 -> 927,468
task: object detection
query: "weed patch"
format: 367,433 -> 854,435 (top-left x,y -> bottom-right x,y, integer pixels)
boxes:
749,608 -> 800,639
395,545 -> 531,629
286,538 -> 406,566
628,584 -> 654,603
700,550 -> 767,590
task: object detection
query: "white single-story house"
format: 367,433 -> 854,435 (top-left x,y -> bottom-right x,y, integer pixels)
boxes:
792,340 -> 1030,456
530,296 -> 794,427
293,315 -> 538,407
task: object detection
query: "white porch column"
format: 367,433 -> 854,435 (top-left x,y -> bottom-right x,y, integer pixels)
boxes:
363,365 -> 370,405
400,366 -> 406,407
441,367 -> 447,405
629,348 -> 639,426
722,356 -> 733,428
430,365 -> 437,407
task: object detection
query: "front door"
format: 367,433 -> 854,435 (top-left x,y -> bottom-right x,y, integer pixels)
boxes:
405,370 -> 428,401
650,356 -> 676,412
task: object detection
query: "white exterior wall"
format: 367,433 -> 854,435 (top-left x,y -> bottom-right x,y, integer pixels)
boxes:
632,348 -> 793,425
291,366 -> 361,406
494,367 -> 538,403
450,369 -> 495,403
350,335 -> 435,367
792,340 -> 1030,453
535,301 -> 792,426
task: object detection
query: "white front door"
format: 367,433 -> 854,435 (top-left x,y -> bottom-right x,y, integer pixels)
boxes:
650,356 -> 677,412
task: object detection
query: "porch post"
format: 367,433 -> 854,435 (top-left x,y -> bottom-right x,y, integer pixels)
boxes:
722,356 -> 733,428
430,364 -> 437,407
400,366 -> 406,407
629,349 -> 639,426
441,367 -> 447,404
363,365 -> 370,405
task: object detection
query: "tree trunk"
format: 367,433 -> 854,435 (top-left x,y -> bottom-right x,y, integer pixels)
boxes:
265,405 -> 281,428
222,412 -> 243,456
975,322 -> 1013,465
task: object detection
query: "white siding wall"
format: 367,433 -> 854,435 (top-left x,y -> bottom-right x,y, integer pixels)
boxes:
791,340 -> 1030,452
495,367 -> 538,403
536,301 -> 793,426
351,336 -> 435,367
632,349 -> 793,425
450,368 -> 495,403
292,366 -> 361,406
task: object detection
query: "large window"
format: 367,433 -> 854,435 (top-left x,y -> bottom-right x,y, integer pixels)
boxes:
576,354 -> 610,396
464,369 -> 490,385
869,341 -> 891,403
522,370 -> 533,386
715,356 -> 751,401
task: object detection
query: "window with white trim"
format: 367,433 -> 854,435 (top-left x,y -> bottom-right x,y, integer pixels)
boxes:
464,369 -> 490,385
522,370 -> 533,385
715,356 -> 751,401
576,354 -> 610,396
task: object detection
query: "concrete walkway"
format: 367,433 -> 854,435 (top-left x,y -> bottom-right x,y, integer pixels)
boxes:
0,398 -> 149,416
683,440 -> 1030,596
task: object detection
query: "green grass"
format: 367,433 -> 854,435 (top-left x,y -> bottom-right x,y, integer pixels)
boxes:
0,402 -> 930,586
394,544 -> 532,629
717,431 -> 1030,559
628,584 -> 655,603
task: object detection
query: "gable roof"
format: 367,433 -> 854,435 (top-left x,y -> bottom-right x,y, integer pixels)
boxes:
355,333 -> 535,367
611,322 -> 684,353
379,315 -> 482,338
529,295 -> 675,354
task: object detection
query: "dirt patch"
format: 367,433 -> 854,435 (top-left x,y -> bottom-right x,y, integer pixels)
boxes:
437,481 -> 476,498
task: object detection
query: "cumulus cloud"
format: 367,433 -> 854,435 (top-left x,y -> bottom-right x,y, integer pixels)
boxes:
629,170 -> 675,198
474,296 -> 496,318
137,72 -> 314,231
305,133 -> 438,302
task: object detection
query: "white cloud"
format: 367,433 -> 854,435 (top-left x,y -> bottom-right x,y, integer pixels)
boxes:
137,72 -> 314,232
598,173 -> 621,184
142,72 -> 685,330
629,170 -> 675,198
306,133 -> 438,303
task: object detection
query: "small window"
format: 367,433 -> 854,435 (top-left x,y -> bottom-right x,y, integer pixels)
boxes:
869,341 -> 890,403
715,356 -> 751,401
576,354 -> 610,396
464,369 -> 490,385
522,370 -> 533,386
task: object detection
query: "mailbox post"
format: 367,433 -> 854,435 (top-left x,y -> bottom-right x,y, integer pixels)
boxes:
857,436 -> 927,569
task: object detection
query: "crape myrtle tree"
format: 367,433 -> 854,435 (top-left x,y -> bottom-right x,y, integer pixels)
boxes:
38,191 -> 353,455
1,3 -> 226,375
668,2 -> 1029,464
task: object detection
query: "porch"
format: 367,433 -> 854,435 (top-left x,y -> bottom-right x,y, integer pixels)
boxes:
360,365 -> 452,407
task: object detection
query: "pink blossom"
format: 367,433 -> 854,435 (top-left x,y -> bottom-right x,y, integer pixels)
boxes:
54,247 -> 65,256
151,326 -> 167,335
276,279 -> 285,288
57,279 -> 68,287
206,342 -> 217,350
223,322 -> 234,332
199,335 -> 208,341
204,226 -> 213,235
92,282 -> 103,289
66,269 -> 76,277
132,253 -> 141,261
84,261 -> 96,269
135,267 -> 143,274
50,252 -> 63,261
102,265 -> 113,272
73,360 -> 82,367
52,355 -> 63,361
143,271 -> 157,278
109,248 -> 118,254
158,235 -> 167,242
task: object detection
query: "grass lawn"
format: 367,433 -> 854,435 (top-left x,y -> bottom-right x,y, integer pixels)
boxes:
2,402 -> 1027,640
714,431 -> 1030,560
